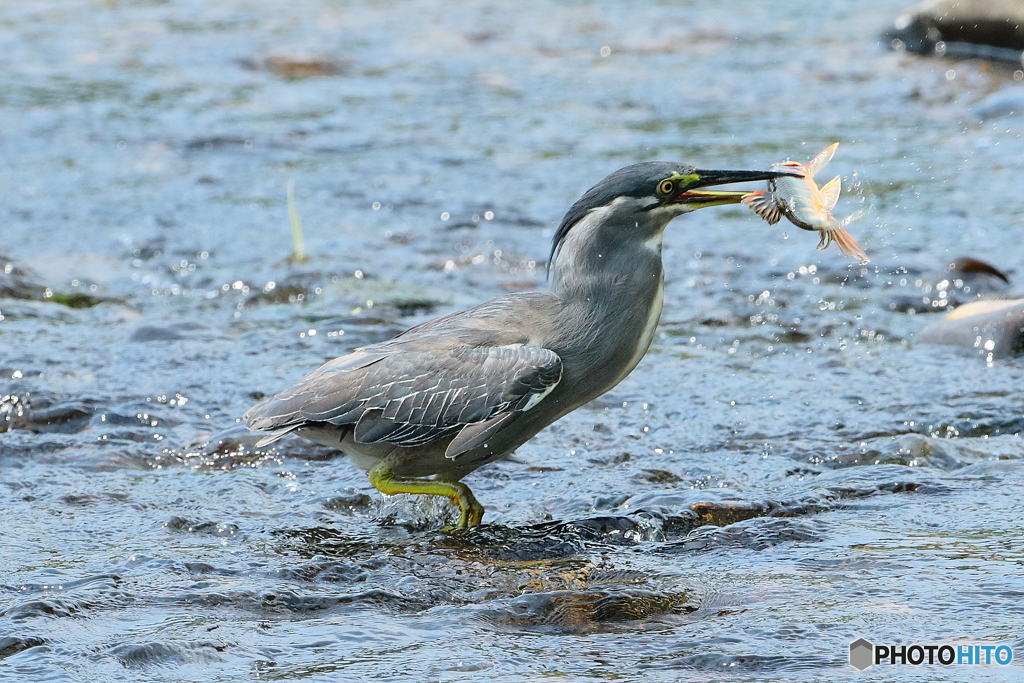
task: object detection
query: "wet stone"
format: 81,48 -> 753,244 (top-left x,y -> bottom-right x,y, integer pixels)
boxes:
47,292 -> 108,309
0,392 -> 95,434
182,136 -> 250,151
192,424 -> 270,455
108,640 -> 229,667
128,322 -> 211,342
436,515 -> 665,562
315,278 -> 450,318
863,433 -> 974,469
243,54 -> 348,79
274,559 -> 371,584
662,518 -> 826,553
886,256 -> 1011,314
884,0 -> 1024,60
821,471 -> 952,499
633,468 -> 684,484
972,85 -> 1024,120
438,524 -> 589,562
165,517 -> 241,537
689,499 -> 831,527
915,298 -> 1024,357
939,411 -> 1024,438
643,653 -> 827,672
0,256 -> 46,301
248,588 -> 424,614
321,491 -> 374,511
243,270 -> 334,306
487,588 -> 693,633
1,597 -> 81,620
59,492 -> 130,506
0,636 -> 46,659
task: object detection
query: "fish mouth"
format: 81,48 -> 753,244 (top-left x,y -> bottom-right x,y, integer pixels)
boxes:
674,168 -> 804,208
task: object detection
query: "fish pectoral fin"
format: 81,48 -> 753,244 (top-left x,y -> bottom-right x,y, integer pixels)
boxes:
445,412 -> 517,460
818,175 -> 841,211
741,191 -> 783,225
804,143 -> 839,178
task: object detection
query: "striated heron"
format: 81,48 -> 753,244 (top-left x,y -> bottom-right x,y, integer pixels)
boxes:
245,162 -> 797,528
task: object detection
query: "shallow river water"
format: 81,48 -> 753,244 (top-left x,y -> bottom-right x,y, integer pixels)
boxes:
3,1 -> 1024,681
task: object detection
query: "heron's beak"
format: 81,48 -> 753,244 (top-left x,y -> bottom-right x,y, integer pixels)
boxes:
674,169 -> 803,208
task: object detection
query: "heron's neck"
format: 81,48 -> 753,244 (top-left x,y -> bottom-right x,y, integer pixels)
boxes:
548,208 -> 668,304
547,210 -> 668,398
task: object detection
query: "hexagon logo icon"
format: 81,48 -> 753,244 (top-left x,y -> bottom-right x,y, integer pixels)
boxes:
849,638 -> 873,671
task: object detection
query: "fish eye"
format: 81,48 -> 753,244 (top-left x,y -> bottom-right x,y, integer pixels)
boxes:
658,179 -> 675,195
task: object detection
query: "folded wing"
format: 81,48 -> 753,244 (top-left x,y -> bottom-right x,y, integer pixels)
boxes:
244,344 -> 562,459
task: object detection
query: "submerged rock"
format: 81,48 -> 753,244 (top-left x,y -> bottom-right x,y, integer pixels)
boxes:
888,256 -> 1011,314
971,84 -> 1024,119
1,255 -> 112,308
486,588 -> 691,633
0,256 -> 46,301
128,322 -> 211,342
0,391 -> 95,434
239,54 -> 348,79
915,297 -> 1024,357
884,0 -> 1024,61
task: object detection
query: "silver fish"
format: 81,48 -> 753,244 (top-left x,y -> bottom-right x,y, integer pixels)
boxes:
742,143 -> 869,263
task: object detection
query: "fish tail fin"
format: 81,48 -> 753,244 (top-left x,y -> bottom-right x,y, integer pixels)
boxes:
741,191 -> 783,225
818,175 -> 842,211
805,143 -> 839,178
830,226 -> 870,264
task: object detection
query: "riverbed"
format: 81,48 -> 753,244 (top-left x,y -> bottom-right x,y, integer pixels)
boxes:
2,1 -> 1024,681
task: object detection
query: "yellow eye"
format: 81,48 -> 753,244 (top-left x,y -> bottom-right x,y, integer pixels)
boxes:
658,179 -> 675,195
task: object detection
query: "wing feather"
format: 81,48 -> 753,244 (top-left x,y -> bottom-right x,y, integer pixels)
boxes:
245,344 -> 562,456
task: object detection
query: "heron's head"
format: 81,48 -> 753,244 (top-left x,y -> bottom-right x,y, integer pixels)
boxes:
549,162 -> 800,266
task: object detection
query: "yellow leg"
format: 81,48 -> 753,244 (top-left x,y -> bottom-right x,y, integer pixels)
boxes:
367,462 -> 484,528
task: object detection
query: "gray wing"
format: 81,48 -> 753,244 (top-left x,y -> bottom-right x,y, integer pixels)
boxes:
244,344 -> 562,459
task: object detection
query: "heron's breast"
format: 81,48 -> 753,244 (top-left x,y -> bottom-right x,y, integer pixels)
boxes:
606,273 -> 665,388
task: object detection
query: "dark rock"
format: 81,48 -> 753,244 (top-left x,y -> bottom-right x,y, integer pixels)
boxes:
888,257 -> 1011,314
240,55 -> 348,79
1,256 -> 113,308
971,85 -> 1024,119
321,491 -> 374,511
0,636 -> 46,659
487,588 -> 692,633
663,518 -> 825,553
884,0 -> 1024,61
108,640 -> 228,667
166,516 -> 240,537
182,136 -> 249,151
0,256 -> 46,301
128,322 -> 209,342
0,391 -> 95,434
915,298 -> 1024,357
47,292 -> 108,309
194,424 -> 271,454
